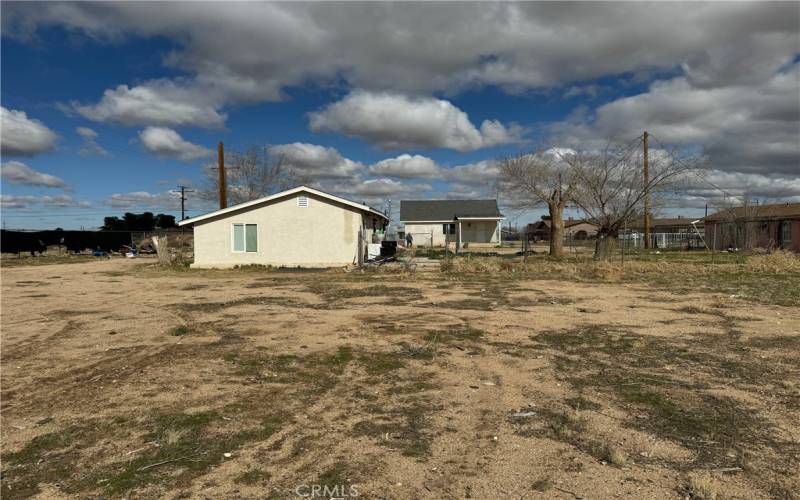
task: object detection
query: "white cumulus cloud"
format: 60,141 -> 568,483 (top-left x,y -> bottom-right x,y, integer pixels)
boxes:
104,190 -> 183,209
1,194 -> 90,209
267,142 -> 363,179
1,161 -> 67,188
331,177 -> 433,202
309,91 -> 524,152
369,154 -> 441,179
1,106 -> 58,157
138,126 -> 213,161
74,81 -> 227,128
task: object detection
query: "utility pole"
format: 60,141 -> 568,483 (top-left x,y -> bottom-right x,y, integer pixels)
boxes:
176,185 -> 194,220
218,141 -> 227,209
643,131 -> 651,250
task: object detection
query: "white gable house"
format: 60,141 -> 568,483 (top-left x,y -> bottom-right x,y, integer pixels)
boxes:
400,199 -> 504,247
179,186 -> 388,268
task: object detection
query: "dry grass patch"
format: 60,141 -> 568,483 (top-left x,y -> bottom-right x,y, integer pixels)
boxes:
688,471 -> 721,500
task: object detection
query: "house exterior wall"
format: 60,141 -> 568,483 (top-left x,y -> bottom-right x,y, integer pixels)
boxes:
404,223 -> 449,246
403,220 -> 499,246
705,219 -> 800,252
565,222 -> 598,239
460,220 -> 499,244
191,192 -> 367,268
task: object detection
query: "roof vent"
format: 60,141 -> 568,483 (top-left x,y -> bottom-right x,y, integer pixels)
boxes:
297,195 -> 309,207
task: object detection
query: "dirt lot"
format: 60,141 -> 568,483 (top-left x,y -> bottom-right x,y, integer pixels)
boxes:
2,255 -> 799,499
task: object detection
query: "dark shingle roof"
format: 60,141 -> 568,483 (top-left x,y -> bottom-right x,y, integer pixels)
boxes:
400,199 -> 503,221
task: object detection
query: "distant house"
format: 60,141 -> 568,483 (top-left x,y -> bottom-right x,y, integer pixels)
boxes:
704,202 -> 800,252
525,217 -> 598,241
178,186 -> 388,268
399,199 -> 504,247
629,216 -> 703,234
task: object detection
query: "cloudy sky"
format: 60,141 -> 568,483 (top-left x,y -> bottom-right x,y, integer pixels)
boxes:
1,2 -> 798,229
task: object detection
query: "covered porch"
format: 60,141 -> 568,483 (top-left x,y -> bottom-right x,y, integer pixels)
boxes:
454,216 -> 503,248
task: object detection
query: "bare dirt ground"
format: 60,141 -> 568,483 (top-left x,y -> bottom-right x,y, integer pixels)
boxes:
2,257 -> 799,499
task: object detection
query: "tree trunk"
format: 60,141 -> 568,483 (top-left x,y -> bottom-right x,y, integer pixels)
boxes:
594,228 -> 618,260
549,202 -> 565,257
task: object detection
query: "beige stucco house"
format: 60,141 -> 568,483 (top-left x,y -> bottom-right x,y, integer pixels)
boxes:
400,199 -> 504,247
178,186 -> 388,268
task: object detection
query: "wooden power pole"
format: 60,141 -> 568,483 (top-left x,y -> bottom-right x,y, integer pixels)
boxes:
643,131 -> 651,249
218,142 -> 227,209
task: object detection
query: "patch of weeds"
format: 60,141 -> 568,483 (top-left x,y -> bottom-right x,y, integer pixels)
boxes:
83,409 -> 289,496
1,419 -> 132,497
605,444 -> 627,466
387,379 -> 437,395
531,478 -> 552,492
352,398 -> 437,459
423,324 -> 485,345
316,461 -> 355,493
745,334 -> 800,350
15,280 -> 45,286
173,295 -> 311,314
533,324 -> 797,477
359,351 -> 405,375
181,284 -> 207,290
234,468 -> 271,485
223,346 -> 353,396
429,297 -> 494,310
306,283 -> 424,306
514,408 -> 607,462
686,471 -> 720,500
565,396 -> 601,411
171,325 -> 191,336
398,342 -> 435,361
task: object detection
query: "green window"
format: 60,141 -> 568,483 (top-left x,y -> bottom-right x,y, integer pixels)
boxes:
232,223 -> 258,252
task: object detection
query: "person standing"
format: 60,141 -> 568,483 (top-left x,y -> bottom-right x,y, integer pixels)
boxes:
405,232 -> 413,248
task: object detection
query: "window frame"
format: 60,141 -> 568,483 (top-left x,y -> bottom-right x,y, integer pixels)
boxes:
779,220 -> 792,247
442,223 -> 456,235
231,223 -> 259,253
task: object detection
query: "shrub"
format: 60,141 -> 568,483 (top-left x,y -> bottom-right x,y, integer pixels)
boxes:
688,471 -> 720,500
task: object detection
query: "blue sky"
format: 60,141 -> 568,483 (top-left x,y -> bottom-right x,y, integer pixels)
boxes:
2,2 -> 798,229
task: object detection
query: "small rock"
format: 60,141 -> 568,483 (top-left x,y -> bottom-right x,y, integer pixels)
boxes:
510,411 -> 536,418
223,453 -> 232,458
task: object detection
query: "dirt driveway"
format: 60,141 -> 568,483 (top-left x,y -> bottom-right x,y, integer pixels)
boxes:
1,258 -> 798,499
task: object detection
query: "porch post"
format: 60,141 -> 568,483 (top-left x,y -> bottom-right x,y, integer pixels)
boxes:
457,220 -> 462,253
497,220 -> 502,246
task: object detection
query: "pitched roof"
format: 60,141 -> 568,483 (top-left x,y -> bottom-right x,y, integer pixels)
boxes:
400,199 -> 503,222
705,202 -> 800,221
565,219 -> 597,228
178,186 -> 388,226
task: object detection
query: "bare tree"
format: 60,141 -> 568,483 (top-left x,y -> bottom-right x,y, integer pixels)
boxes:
711,195 -> 763,251
200,146 -> 309,206
499,149 -> 575,257
563,141 -> 702,260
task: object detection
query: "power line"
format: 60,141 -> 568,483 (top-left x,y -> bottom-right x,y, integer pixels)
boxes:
174,185 -> 195,220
